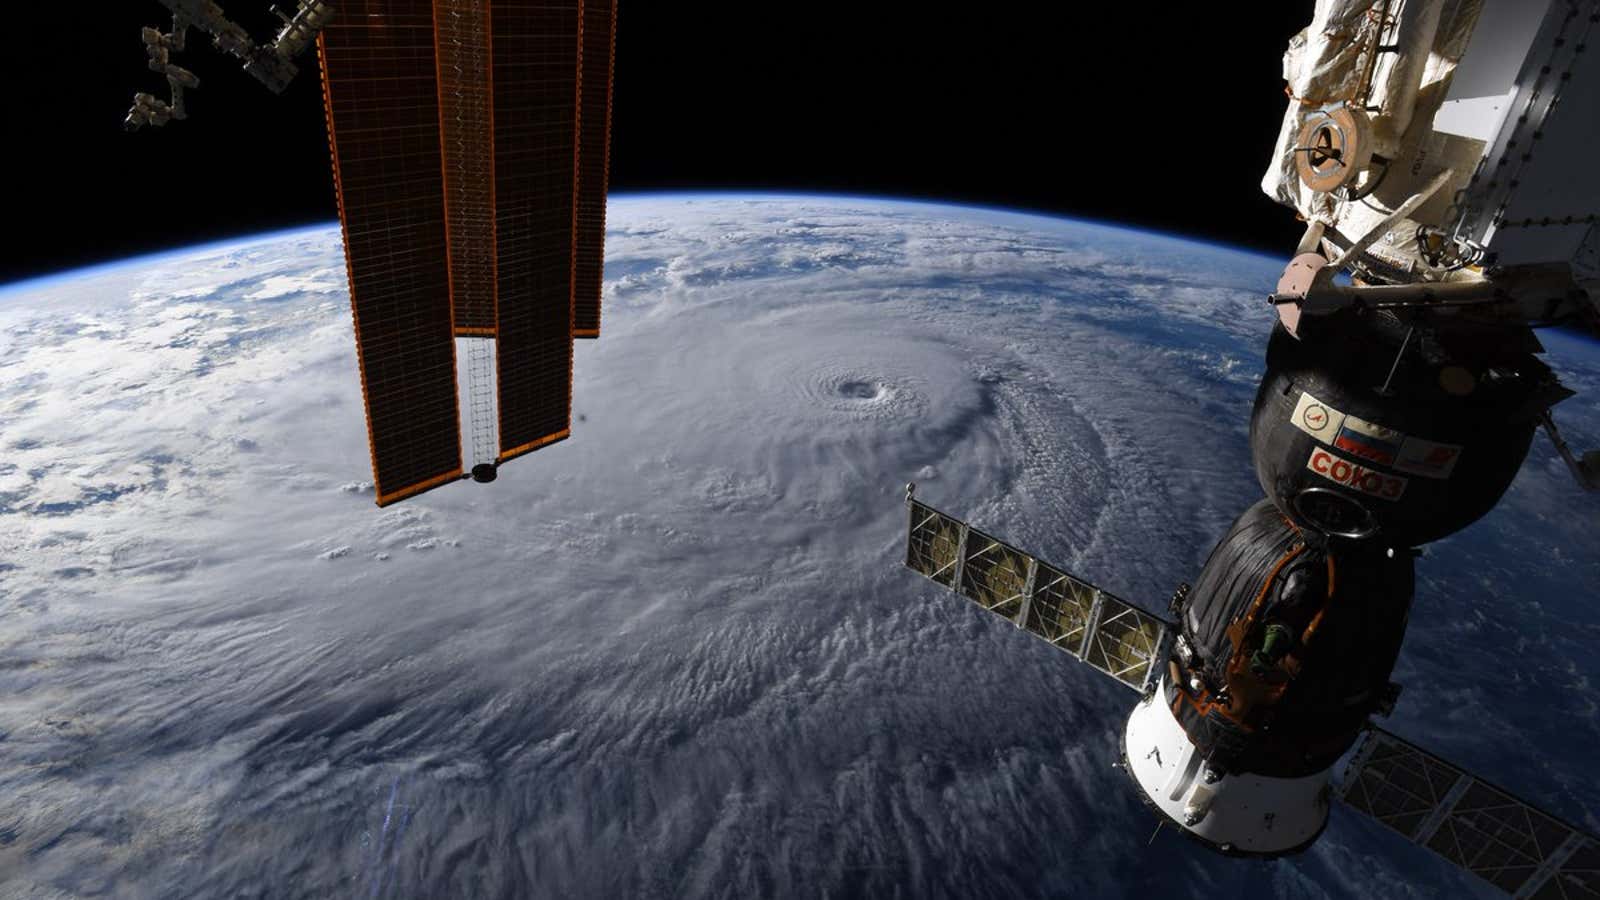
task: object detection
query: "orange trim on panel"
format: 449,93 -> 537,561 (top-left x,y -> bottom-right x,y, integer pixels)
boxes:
454,326 -> 497,337
375,468 -> 465,507
572,328 -> 599,339
317,31 -> 386,506
498,429 -> 571,464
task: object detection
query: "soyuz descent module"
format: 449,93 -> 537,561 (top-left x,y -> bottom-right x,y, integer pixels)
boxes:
903,1 -> 1600,896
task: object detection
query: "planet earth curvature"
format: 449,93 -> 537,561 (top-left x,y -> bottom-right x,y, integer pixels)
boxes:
1,194 -> 1597,899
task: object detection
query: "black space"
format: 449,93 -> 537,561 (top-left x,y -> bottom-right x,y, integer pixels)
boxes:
7,3 -> 1310,285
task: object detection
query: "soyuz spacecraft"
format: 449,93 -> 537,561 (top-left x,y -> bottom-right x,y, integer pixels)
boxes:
127,0 -> 617,506
904,1 -> 1600,896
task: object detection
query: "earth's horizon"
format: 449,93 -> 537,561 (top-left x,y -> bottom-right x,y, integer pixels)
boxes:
1,192 -> 1595,899
0,192 -> 1289,300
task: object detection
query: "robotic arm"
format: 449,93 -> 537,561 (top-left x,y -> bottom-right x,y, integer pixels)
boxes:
125,1 -> 336,130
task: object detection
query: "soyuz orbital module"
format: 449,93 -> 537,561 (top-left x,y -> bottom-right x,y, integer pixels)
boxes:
128,0 -> 618,506
904,1 -> 1599,895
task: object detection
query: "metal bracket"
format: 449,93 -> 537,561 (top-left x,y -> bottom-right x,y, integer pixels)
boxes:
1335,728 -> 1380,801
1512,832 -> 1590,900
1410,774 -> 1471,845
1079,590 -> 1108,660
1374,681 -> 1402,718
1166,582 -> 1191,619
948,523 -> 970,595
1541,411 -> 1600,491
1329,169 -> 1454,272
1013,557 -> 1038,629
1141,625 -> 1175,695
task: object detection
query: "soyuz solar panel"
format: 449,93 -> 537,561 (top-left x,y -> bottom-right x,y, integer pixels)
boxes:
906,500 -> 964,588
1025,561 -> 1097,653
903,497 -> 1173,694
957,528 -> 1031,620
1340,726 -> 1600,899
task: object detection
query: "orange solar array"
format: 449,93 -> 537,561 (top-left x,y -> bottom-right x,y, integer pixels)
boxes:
319,1 -> 463,506
491,0 -> 581,461
573,0 -> 616,339
319,0 -> 598,502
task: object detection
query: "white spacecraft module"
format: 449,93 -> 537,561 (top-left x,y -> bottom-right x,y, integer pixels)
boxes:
1263,0 -> 1600,334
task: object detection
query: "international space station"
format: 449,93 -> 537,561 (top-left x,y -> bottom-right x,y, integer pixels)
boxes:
125,0 -> 1596,896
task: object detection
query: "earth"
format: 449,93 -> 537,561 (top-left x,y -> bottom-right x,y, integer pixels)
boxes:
1,194 -> 1596,899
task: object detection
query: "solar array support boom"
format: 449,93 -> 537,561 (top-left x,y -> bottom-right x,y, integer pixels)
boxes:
901,485 -> 1173,694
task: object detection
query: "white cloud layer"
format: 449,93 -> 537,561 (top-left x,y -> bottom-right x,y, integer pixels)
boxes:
0,196 -> 1595,899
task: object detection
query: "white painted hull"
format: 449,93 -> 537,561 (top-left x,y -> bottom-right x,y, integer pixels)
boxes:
1121,678 -> 1332,856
